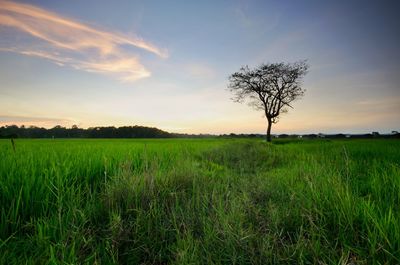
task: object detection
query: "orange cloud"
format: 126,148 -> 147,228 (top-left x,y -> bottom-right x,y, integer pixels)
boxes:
0,0 -> 167,81
76,58 -> 151,81
0,115 -> 74,128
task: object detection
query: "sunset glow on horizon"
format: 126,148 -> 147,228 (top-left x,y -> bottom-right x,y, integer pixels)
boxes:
1,0 -> 399,134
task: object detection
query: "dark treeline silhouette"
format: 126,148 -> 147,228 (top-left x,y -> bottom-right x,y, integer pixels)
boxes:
0,125 -> 172,138
0,125 -> 399,139
272,133 -> 400,139
219,133 -> 400,139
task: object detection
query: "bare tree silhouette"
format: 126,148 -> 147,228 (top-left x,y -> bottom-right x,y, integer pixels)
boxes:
228,61 -> 309,142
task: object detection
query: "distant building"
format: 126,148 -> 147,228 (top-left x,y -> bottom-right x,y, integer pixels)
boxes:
317,133 -> 325,138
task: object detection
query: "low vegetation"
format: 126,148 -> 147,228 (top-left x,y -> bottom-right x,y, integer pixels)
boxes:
0,138 -> 399,264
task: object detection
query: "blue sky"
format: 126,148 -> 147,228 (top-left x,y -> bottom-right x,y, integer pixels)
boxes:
0,0 -> 399,134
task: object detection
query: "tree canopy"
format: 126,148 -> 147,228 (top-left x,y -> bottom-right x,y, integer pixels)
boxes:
228,61 -> 309,141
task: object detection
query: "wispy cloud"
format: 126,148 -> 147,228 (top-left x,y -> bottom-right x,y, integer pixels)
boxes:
185,63 -> 216,79
0,0 -> 167,81
355,97 -> 400,108
0,115 -> 75,127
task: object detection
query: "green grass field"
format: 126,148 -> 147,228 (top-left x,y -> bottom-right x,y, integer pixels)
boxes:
0,138 -> 399,264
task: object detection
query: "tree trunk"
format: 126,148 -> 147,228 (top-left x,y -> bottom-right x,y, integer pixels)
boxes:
266,119 -> 272,142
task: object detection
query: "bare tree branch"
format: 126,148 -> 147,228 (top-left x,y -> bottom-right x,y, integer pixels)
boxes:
228,60 -> 309,142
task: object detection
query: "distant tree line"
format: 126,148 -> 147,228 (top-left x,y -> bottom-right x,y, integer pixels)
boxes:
0,125 -> 172,138
219,132 -> 400,139
1,125 -> 398,139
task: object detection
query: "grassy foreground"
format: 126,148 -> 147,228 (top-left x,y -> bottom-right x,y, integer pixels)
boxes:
0,138 -> 399,264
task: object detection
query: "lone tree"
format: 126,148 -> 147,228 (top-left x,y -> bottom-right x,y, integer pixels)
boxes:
228,61 -> 309,142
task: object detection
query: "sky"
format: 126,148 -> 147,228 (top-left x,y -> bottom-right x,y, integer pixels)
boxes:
0,0 -> 399,134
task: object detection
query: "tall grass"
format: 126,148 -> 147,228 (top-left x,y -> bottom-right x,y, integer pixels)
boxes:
0,138 -> 399,264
